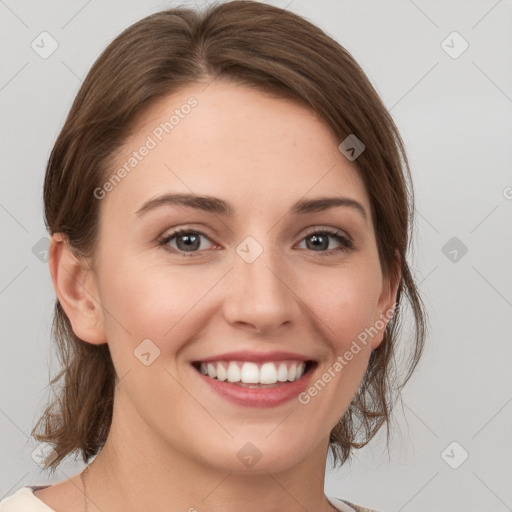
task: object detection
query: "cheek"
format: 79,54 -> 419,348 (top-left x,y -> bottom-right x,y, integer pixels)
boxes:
96,255 -> 218,348
306,263 -> 383,349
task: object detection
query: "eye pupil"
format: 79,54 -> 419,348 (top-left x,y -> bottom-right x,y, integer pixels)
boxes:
177,232 -> 200,251
307,234 -> 328,251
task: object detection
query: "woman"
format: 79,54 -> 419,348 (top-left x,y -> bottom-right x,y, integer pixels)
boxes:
0,1 -> 425,511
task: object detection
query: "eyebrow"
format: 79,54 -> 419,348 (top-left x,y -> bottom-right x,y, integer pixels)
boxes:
135,193 -> 367,221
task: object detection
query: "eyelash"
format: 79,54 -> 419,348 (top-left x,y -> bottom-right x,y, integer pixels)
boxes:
158,227 -> 355,258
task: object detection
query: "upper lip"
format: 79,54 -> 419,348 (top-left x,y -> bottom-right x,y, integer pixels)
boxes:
192,350 -> 315,363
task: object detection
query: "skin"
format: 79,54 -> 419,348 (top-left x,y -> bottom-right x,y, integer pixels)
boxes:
37,79 -> 398,512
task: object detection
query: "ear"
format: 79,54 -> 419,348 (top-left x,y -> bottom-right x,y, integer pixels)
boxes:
48,233 -> 107,345
371,249 -> 401,350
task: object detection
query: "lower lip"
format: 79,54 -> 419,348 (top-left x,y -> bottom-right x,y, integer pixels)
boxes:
194,365 -> 315,408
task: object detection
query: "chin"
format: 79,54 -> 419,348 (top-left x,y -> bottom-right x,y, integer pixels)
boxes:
190,431 -> 319,475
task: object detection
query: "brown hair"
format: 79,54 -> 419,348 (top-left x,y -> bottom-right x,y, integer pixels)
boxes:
33,0 -> 426,472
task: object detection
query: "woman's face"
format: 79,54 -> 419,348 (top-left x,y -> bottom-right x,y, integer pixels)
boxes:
82,80 -> 396,473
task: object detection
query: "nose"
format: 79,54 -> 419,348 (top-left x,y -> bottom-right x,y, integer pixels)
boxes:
221,239 -> 298,334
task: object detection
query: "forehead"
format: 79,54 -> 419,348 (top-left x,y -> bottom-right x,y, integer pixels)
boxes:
101,80 -> 371,221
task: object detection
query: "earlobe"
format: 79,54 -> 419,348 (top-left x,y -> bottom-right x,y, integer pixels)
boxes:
48,233 -> 107,345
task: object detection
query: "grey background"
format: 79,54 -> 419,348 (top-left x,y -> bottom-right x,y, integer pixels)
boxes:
1,1 -> 511,511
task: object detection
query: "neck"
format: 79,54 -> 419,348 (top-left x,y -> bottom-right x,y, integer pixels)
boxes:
82,389 -> 336,512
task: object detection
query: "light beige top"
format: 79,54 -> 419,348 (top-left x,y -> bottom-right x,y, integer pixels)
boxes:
0,485 -> 378,512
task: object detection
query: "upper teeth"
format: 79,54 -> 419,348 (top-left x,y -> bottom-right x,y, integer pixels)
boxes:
198,360 -> 306,384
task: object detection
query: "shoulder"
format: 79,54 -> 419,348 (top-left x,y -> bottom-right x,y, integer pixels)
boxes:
0,486 -> 55,512
343,504 -> 379,512
329,496 -> 380,512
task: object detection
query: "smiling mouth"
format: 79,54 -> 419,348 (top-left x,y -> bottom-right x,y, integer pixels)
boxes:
191,360 -> 316,388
